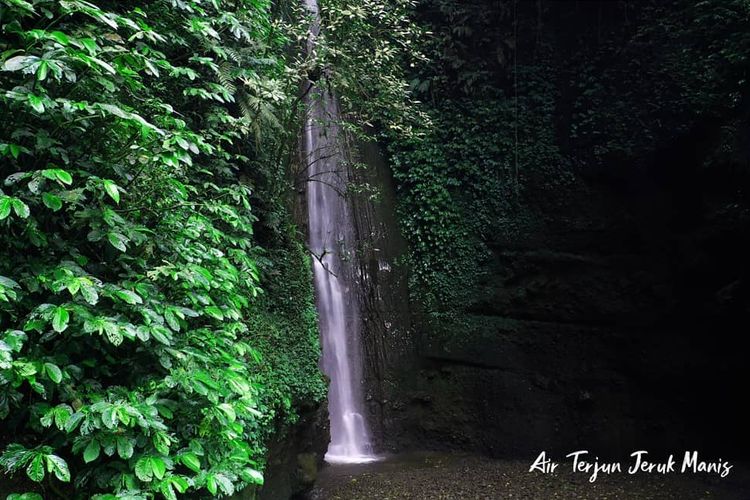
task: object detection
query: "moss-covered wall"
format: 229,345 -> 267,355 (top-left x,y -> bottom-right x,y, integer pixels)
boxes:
241,167 -> 330,498
380,0 -> 750,459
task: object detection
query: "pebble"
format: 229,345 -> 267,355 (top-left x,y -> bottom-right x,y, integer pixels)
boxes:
307,452 -> 750,499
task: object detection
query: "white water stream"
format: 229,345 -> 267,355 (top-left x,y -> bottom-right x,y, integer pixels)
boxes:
303,0 -> 378,464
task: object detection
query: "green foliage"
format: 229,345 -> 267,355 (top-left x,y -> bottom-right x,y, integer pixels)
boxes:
317,0 -> 429,138
0,445 -> 70,483
243,229 -> 327,422
0,0 -> 323,498
387,88 -> 569,318
408,0 -> 516,96
381,0 -> 750,328
566,0 -> 750,164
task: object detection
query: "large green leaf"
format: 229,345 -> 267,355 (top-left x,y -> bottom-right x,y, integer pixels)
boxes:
135,457 -> 153,482
107,232 -> 128,252
181,452 -> 200,472
150,457 -> 166,480
27,94 -> 44,113
11,198 -> 29,218
26,455 -> 44,482
0,197 -> 12,219
83,439 -> 100,463
114,289 -> 142,305
42,192 -> 63,211
46,454 -> 70,482
116,436 -> 134,459
51,306 -> 69,333
102,180 -> 120,203
242,467 -> 264,485
43,362 -> 62,383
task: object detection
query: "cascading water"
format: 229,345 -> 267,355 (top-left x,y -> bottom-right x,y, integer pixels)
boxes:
303,0 -> 378,464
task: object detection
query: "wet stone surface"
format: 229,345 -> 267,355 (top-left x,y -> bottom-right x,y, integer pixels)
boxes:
307,452 -> 750,500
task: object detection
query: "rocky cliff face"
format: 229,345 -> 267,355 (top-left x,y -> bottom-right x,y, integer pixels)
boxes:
281,4 -> 750,468
349,0 -> 750,462
348,141 -> 417,453
369,125 -> 749,459
280,108 -> 748,485
257,403 -> 329,500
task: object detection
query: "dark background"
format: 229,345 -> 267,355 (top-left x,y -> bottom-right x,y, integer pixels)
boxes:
361,0 -> 750,462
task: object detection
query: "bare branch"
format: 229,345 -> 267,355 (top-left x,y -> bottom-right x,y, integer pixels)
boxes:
308,248 -> 339,278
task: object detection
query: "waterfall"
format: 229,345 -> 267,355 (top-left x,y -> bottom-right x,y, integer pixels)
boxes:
303,0 -> 378,464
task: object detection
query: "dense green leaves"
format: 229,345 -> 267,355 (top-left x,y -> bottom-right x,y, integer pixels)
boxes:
319,0 -> 428,137
380,0 -> 750,332
0,0 -> 324,497
0,445 -> 70,483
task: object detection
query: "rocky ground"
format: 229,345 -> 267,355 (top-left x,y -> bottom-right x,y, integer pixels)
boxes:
307,452 -> 750,500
